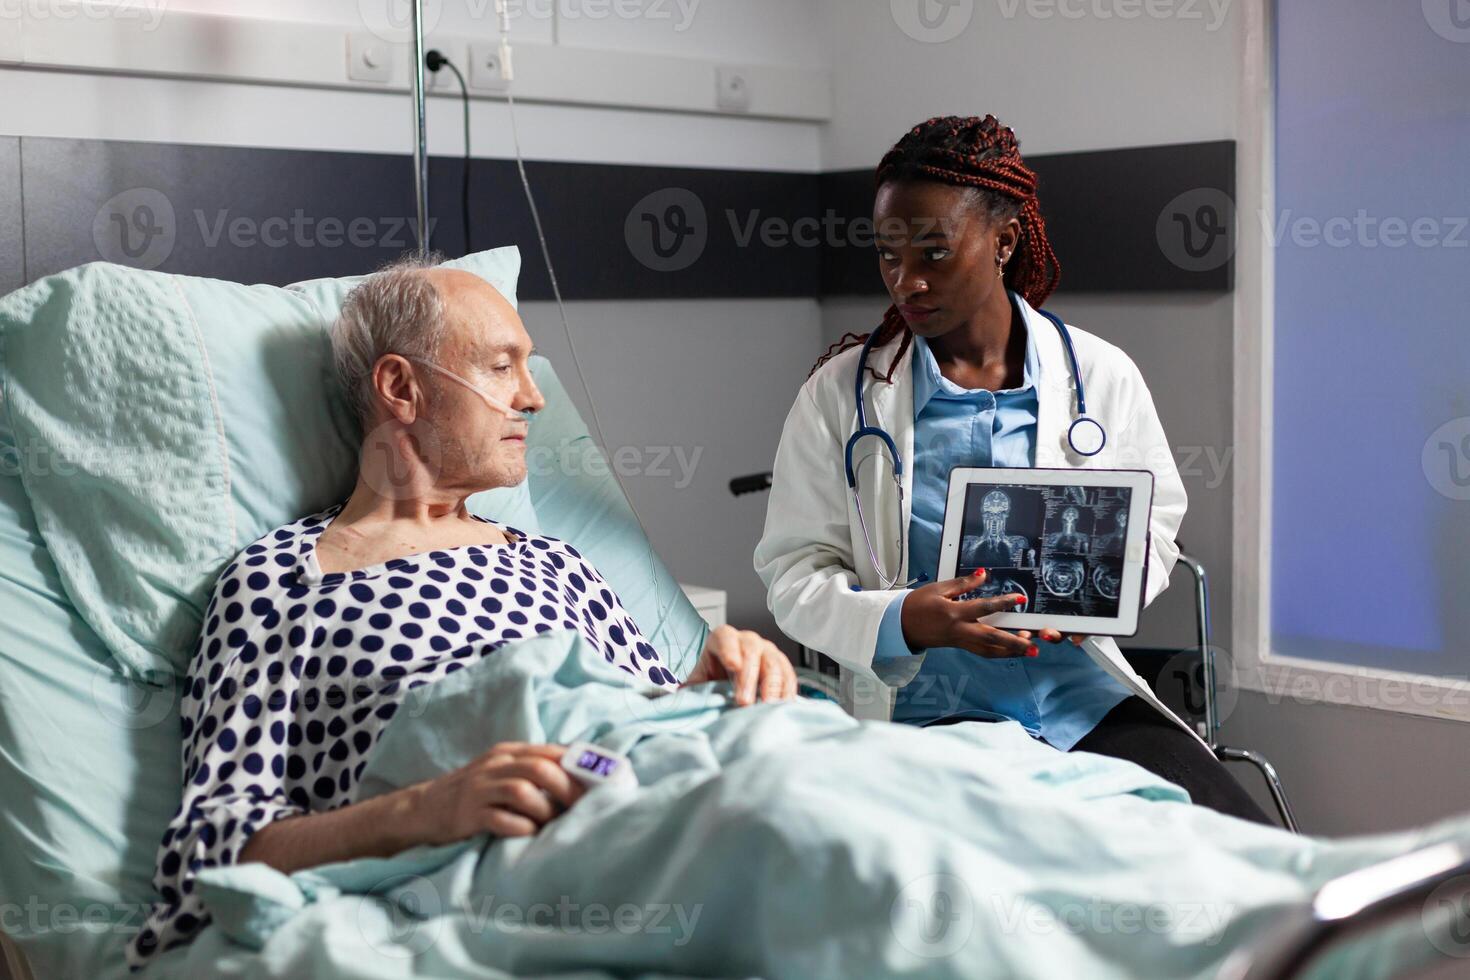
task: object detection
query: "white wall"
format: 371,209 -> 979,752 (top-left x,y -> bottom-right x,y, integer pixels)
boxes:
156,0 -> 828,65
0,66 -> 822,171
817,0 -> 1240,169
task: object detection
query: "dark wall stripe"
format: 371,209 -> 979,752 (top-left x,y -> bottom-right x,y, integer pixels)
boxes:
13,135 -> 1233,300
16,137 -> 820,301
820,140 -> 1236,296
0,138 -> 22,295
1034,141 -> 1234,293
22,137 -> 441,289
483,161 -> 820,300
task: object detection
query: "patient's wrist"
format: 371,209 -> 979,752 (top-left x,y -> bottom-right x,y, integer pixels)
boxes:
382,782 -> 435,850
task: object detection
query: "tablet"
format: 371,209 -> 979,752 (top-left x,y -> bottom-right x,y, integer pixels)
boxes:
937,468 -> 1155,637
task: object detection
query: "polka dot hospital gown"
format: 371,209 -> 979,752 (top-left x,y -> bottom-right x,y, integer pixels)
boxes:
126,505 -> 681,968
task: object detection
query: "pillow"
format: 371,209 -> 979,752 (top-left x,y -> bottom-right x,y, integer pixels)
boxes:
0,249 -> 536,683
0,406 -> 186,980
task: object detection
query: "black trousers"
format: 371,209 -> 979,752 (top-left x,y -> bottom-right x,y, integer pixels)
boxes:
1071,697 -> 1274,826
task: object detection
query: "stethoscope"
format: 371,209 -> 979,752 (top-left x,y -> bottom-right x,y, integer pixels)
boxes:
845,292 -> 1107,589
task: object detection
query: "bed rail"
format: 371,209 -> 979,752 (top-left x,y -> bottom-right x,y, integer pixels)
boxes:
1217,841 -> 1470,980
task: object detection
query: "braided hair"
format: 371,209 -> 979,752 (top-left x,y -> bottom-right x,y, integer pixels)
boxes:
810,115 -> 1061,382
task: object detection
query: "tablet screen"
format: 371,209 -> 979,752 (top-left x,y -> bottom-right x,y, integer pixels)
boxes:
955,482 -> 1132,618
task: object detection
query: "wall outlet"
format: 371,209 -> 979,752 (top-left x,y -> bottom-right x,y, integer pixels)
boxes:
426,40 -> 468,91
716,66 -> 751,112
468,41 -> 512,92
346,32 -> 393,84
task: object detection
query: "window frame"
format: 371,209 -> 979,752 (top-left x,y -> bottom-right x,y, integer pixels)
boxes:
1231,0 -> 1470,723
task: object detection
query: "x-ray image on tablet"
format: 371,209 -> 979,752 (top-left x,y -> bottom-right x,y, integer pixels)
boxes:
959,487 -> 1041,570
938,468 -> 1155,636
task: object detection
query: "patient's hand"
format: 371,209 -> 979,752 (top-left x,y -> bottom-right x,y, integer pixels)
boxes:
239,742 -> 583,874
410,742 -> 587,844
682,625 -> 798,706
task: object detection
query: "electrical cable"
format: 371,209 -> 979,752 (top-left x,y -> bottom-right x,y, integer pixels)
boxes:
425,50 -> 473,255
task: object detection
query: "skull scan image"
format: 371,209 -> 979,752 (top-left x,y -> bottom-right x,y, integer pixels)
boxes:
1043,506 -> 1090,554
1094,509 -> 1129,557
962,490 -> 1036,569
1041,559 -> 1085,598
1091,563 -> 1121,600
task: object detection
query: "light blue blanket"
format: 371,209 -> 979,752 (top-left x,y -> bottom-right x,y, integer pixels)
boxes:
142,631 -> 1466,979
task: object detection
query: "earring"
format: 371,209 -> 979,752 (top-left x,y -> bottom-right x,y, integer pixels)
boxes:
996,253 -> 1008,278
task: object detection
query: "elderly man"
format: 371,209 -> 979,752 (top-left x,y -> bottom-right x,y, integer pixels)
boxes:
128,257 -> 796,966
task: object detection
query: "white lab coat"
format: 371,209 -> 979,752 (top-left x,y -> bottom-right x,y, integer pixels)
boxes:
754,297 -> 1203,746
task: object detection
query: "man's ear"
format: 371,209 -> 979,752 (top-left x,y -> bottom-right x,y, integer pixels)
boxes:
371,355 -> 421,425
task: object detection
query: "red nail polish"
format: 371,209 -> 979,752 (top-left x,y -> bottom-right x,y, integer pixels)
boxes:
1027,645 -> 1039,657
973,567 -> 987,577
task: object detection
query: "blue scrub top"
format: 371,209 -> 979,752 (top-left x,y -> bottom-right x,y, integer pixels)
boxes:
872,312 -> 1129,749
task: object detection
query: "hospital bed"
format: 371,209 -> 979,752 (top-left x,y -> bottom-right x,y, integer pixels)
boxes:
0,256 -> 1462,980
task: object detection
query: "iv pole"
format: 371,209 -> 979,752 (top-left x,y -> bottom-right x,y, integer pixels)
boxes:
410,0 -> 430,256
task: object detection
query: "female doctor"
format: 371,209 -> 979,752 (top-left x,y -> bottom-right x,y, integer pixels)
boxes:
754,115 -> 1267,823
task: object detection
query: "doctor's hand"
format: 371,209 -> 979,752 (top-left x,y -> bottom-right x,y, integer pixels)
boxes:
900,570 -> 1041,659
682,625 -> 798,706
1029,623 -> 1089,647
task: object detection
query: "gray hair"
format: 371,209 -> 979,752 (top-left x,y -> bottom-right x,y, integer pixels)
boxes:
331,253 -> 448,426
